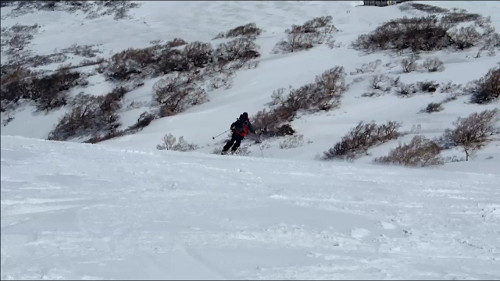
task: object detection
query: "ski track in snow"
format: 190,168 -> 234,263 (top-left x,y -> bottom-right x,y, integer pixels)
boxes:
2,136 -> 500,279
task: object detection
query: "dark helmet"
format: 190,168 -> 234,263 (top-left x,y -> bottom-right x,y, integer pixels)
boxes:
240,112 -> 248,120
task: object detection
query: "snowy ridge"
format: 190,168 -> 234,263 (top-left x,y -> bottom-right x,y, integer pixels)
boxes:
2,135 -> 500,279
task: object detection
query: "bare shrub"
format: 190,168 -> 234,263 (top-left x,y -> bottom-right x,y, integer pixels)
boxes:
375,135 -> 443,167
394,82 -> 417,97
1,66 -> 84,112
215,23 -> 262,39
158,48 -> 189,73
279,134 -> 304,149
440,82 -> 463,93
322,121 -> 401,160
423,102 -> 443,113
442,109 -> 498,161
470,67 -> 500,104
184,41 -> 213,68
401,55 -> 417,73
276,124 -> 295,136
441,12 -> 481,24
369,74 -> 392,92
350,59 -> 381,75
7,1 -> 140,19
48,87 -> 127,141
128,111 -> 156,131
154,74 -> 208,117
400,3 -> 448,13
422,57 -> 444,72
352,16 -> 452,53
448,26 -> 482,50
62,44 -> 101,58
273,16 -> 338,53
0,65 -> 32,110
105,47 -> 155,80
417,81 -> 439,93
156,133 -> 198,151
213,38 -> 260,70
253,67 -> 346,135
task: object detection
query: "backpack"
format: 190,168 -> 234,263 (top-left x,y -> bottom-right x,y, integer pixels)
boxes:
232,119 -> 248,135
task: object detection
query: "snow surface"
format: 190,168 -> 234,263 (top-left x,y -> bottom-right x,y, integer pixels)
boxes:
1,0 -> 500,279
2,135 -> 500,279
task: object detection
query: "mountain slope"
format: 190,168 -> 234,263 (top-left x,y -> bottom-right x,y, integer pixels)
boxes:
1,1 -> 499,165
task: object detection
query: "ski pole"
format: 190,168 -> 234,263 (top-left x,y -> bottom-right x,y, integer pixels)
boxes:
212,129 -> 230,140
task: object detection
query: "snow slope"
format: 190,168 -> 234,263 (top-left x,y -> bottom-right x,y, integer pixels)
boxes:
1,1 -> 500,279
2,135 -> 500,279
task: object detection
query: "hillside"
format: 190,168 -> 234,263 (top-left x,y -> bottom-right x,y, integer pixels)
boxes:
1,1 -> 500,279
1,1 -> 499,166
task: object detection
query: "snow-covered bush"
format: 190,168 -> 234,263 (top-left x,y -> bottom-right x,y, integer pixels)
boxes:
273,16 -> 338,54
375,135 -> 443,167
156,133 -> 198,151
441,109 -> 498,161
323,121 -> 401,160
470,67 -> 500,104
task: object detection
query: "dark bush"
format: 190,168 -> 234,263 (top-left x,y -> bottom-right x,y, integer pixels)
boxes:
403,3 -> 448,13
253,67 -> 346,135
375,135 -> 443,167
424,102 -> 443,113
470,67 -> 500,104
394,82 -> 417,97
48,87 -> 127,141
154,74 -> 208,117
184,41 -> 213,68
441,12 -> 481,24
322,121 -> 401,160
449,26 -> 481,50
213,38 -> 260,68
441,109 -> 498,161
215,23 -> 262,39
158,48 -> 189,73
352,16 -> 453,53
106,47 -> 155,80
417,81 -> 439,93
128,111 -> 156,131
273,16 -> 338,53
276,124 -> 295,136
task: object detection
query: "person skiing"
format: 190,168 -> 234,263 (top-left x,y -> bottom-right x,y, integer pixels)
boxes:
221,112 -> 256,154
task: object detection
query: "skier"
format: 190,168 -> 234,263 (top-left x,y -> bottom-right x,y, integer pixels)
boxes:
221,112 -> 256,154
